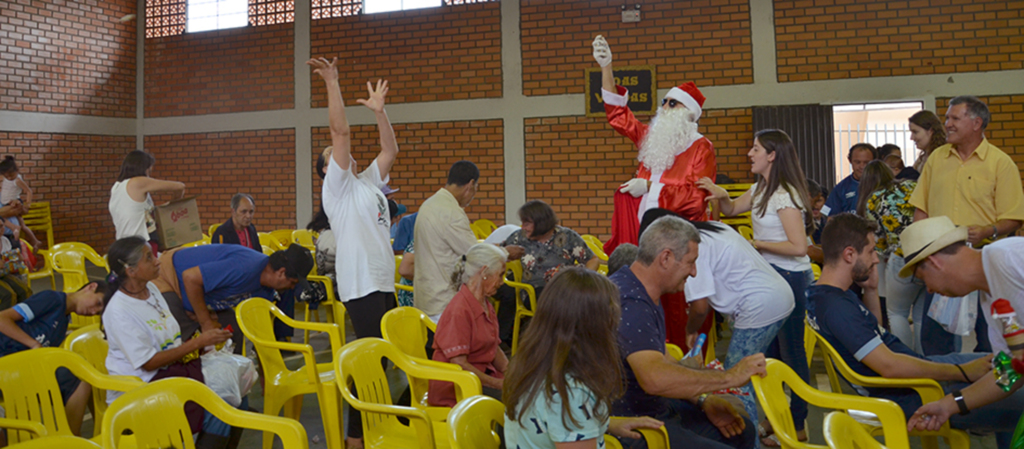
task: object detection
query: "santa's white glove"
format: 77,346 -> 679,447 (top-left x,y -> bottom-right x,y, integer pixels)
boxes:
619,178 -> 648,197
592,35 -> 613,68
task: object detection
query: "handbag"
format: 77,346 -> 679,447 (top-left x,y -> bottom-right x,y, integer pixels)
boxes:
0,236 -> 25,277
927,291 -> 978,336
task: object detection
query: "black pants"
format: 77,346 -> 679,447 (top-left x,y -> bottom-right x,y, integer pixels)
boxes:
343,291 -> 397,439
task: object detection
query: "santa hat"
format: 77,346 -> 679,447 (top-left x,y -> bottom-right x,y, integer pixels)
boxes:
664,82 -> 706,118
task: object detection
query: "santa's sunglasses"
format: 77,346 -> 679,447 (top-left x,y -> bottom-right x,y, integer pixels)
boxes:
661,98 -> 681,108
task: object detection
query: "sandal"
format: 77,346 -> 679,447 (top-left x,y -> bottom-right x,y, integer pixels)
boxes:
759,421 -> 807,447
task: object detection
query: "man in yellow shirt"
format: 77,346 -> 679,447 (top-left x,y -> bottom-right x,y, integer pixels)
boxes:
909,95 -> 1024,355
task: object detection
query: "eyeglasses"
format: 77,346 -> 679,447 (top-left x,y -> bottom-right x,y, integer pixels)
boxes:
661,98 -> 680,108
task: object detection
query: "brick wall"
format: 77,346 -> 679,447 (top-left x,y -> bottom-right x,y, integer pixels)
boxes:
937,96 -> 1024,177
0,0 -> 136,117
524,108 -> 753,240
0,133 -> 132,252
309,2 -> 502,107
145,129 -> 297,232
775,0 -> 1024,82
311,120 -> 505,224
521,0 -> 753,96
144,23 -> 294,117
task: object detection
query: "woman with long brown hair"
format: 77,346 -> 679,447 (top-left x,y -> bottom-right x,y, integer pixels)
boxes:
503,266 -> 661,448
856,160 -> 922,350
908,110 -> 947,174
697,129 -> 814,445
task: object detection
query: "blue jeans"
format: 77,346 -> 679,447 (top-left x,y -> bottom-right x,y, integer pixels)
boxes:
877,353 -> 1024,449
725,320 -> 786,429
624,398 -> 757,449
764,265 -> 812,431
885,255 -> 928,351
917,292 -> 958,356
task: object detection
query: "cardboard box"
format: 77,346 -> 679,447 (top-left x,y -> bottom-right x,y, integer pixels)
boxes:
153,196 -> 203,250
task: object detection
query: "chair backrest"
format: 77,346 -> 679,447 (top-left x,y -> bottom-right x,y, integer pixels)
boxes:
261,244 -> 276,256
103,377 -> 308,449
0,348 -> 143,443
292,229 -> 318,251
269,229 -> 295,247
6,436 -> 102,449
581,235 -> 609,261
381,306 -> 436,360
258,233 -> 285,251
395,255 -> 403,283
23,201 -> 54,250
470,222 -> 489,240
472,219 -> 498,236
51,242 -> 108,272
235,298 -> 294,382
738,225 -> 754,241
752,359 -> 910,449
824,411 -> 886,449
208,223 -> 220,236
63,324 -> 110,435
447,395 -> 504,449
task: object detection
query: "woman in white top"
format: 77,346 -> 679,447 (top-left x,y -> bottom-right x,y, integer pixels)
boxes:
697,129 -> 815,445
108,151 -> 185,250
102,236 -> 235,448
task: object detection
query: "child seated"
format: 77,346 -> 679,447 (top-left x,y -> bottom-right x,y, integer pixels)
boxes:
0,156 -> 42,249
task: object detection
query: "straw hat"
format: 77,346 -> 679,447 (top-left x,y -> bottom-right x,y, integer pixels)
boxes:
898,216 -> 968,278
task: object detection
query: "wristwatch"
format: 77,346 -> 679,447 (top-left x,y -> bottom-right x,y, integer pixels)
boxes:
697,393 -> 709,410
992,225 -> 999,240
952,390 -> 970,415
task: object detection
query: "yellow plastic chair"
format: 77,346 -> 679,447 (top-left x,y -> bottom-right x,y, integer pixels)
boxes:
812,263 -> 822,281
472,219 -> 497,238
292,229 -> 318,251
395,254 -> 404,283
62,324 -> 111,436
208,223 -> 220,236
336,338 -> 483,449
180,234 -> 211,248
752,359 -> 910,449
269,229 -> 295,247
21,239 -> 55,290
236,298 -> 344,449
261,244 -> 276,256
581,234 -> 609,261
50,242 -> 109,328
304,274 -> 348,345
738,225 -> 754,241
666,343 -> 684,361
102,377 -> 308,449
6,436 -> 102,449
0,348 -> 144,444
505,260 -> 538,355
824,411 -> 886,449
381,307 -> 463,422
805,323 -> 968,448
22,201 -> 54,250
0,417 -> 47,444
258,233 -> 285,251
446,395 -> 504,449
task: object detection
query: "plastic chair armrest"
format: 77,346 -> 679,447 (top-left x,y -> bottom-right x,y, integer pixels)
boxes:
0,417 -> 47,437
265,304 -> 345,350
196,395 -> 308,447
403,362 -> 482,400
69,367 -> 145,393
609,417 -> 670,446
833,365 -> 946,403
505,280 -> 536,313
407,357 -> 463,371
395,284 -> 414,293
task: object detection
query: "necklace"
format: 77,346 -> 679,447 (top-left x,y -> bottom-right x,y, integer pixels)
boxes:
120,284 -> 166,319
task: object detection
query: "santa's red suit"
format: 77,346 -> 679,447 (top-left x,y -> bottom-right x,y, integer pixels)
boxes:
603,82 -> 717,351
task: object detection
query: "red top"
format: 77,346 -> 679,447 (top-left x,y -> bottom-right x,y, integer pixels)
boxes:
428,284 -> 501,407
236,228 -> 251,249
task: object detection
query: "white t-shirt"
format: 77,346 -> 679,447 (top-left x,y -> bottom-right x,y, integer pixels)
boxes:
981,238 -> 1024,355
322,157 -> 395,301
1,175 -> 23,205
103,282 -> 182,404
109,178 -> 155,240
750,182 -> 812,272
684,222 -> 795,329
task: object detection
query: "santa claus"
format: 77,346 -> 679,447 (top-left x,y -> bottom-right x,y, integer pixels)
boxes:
593,35 -> 717,254
594,35 -> 716,350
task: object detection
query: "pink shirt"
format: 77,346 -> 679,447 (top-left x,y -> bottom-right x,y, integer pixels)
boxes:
428,284 -> 501,406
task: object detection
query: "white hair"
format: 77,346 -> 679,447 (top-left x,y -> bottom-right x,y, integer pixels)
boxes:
638,107 -> 699,173
451,243 -> 508,290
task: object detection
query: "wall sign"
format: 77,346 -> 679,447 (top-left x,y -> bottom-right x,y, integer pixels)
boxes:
585,65 -> 656,118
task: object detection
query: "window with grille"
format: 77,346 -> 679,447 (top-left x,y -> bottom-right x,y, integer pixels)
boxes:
187,0 -> 248,33
146,0 -> 187,38
312,0 -> 494,18
249,0 -> 294,25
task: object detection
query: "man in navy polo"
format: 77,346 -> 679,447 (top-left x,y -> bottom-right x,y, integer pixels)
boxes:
822,143 -> 876,217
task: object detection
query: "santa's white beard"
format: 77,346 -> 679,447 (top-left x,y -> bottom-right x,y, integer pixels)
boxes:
638,107 -> 699,173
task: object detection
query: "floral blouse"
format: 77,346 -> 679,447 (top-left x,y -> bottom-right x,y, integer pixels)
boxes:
502,226 -> 595,289
865,180 -> 917,258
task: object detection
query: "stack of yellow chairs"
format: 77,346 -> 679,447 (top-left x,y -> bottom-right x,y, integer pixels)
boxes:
715,183 -> 754,229
21,239 -> 55,289
47,242 -> 109,329
22,201 -> 54,250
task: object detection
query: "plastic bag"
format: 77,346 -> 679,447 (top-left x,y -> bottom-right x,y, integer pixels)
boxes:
200,342 -> 259,407
927,291 -> 978,336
